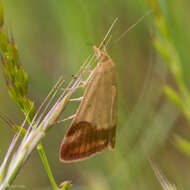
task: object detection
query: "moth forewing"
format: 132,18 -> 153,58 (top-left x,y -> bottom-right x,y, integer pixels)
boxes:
60,46 -> 117,163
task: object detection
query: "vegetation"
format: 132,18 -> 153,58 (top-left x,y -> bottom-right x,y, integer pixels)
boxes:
0,0 -> 190,189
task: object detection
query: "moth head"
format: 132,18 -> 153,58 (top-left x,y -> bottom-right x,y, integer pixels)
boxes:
93,46 -> 109,62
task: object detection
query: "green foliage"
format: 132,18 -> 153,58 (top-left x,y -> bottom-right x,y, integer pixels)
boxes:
149,0 -> 190,166
163,86 -> 183,111
0,0 -> 34,122
173,135 -> 190,157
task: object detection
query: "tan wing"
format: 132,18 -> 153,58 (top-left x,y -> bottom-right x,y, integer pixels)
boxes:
60,47 -> 117,162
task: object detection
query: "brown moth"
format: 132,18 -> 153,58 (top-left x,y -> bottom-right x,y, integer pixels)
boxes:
60,46 -> 117,162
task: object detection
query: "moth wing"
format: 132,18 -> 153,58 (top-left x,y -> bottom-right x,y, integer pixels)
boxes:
60,51 -> 117,163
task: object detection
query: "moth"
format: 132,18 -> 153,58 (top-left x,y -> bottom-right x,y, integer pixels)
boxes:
60,46 -> 117,162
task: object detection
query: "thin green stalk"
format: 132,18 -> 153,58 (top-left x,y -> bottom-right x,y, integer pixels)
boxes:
37,143 -> 59,190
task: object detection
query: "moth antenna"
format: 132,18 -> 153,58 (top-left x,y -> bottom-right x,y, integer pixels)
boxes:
85,18 -> 118,69
98,17 -> 118,49
103,35 -> 112,51
109,10 -> 153,49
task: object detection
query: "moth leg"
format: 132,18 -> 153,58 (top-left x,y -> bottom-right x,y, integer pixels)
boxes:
80,66 -> 92,74
72,67 -> 89,80
53,114 -> 76,125
58,72 -> 90,92
79,80 -> 89,87
71,67 -> 91,82
69,97 -> 83,102
58,84 -> 82,92
73,78 -> 90,89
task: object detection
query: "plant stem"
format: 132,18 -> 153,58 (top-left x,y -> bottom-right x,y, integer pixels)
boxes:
4,120 -> 60,190
0,88 -> 75,190
37,143 -> 59,190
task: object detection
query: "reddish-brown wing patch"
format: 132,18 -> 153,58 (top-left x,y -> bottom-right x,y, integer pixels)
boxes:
60,121 -> 116,162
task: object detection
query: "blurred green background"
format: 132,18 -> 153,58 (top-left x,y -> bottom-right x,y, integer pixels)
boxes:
1,0 -> 190,189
